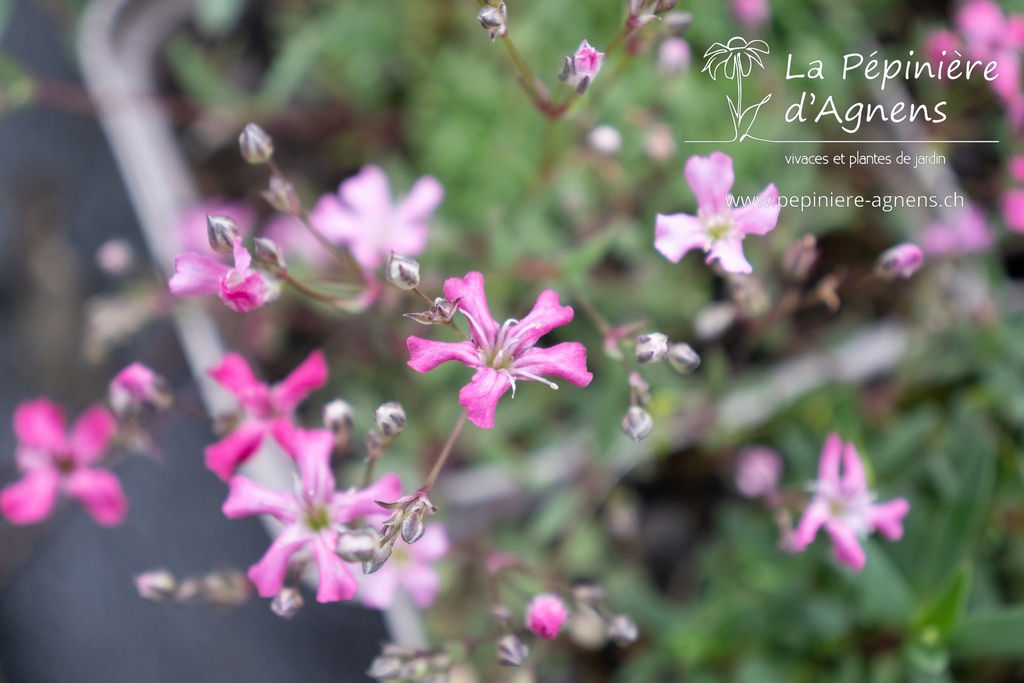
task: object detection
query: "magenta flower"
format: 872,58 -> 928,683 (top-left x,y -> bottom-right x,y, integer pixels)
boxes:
223,425 -> 402,602
358,524 -> 449,610
919,206 -> 994,255
407,272 -> 593,429
559,40 -> 605,93
876,243 -> 925,279
169,236 -> 272,313
204,349 -> 327,480
0,399 -> 127,526
109,362 -> 170,416
730,0 -> 769,26
525,594 -> 568,640
655,152 -> 780,274
790,434 -> 909,572
310,165 -> 443,270
1003,189 -> 1024,233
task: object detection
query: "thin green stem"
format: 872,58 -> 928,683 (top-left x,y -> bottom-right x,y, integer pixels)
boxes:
422,410 -> 469,493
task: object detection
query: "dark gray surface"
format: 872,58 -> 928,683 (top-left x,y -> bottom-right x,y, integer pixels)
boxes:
0,2 -> 385,680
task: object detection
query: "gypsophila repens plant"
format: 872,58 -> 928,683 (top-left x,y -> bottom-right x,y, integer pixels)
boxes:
8,0 -> 1024,680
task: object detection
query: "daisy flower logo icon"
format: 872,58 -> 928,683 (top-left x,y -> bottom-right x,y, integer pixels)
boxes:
699,36 -> 773,142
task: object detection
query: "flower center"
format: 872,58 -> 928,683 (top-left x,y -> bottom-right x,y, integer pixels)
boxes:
304,505 -> 331,532
54,454 -> 76,475
706,221 -> 732,242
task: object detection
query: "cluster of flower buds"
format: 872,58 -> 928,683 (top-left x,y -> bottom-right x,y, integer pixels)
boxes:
367,488 -> 437,573
367,643 -> 454,683
569,583 -> 639,647
477,1 -> 507,42
385,253 -> 421,290
133,567 -> 252,609
558,40 -> 605,93
404,297 -> 461,326
634,332 -> 700,374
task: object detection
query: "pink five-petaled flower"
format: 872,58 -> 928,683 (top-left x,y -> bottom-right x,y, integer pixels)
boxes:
406,272 -> 593,429
310,165 -> 443,270
222,425 -> 402,603
358,524 -> 449,610
790,433 -> 909,572
655,152 -> 780,274
525,593 -> 568,640
0,399 -> 128,526
204,349 -> 327,480
169,236 -> 271,313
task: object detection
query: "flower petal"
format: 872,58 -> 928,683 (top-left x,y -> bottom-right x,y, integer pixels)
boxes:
339,165 -> 393,221
204,422 -> 267,481
818,433 -> 843,485
247,524 -> 309,598
840,441 -> 867,493
331,473 -> 403,525
444,272 -> 499,345
396,175 -> 444,225
824,519 -> 866,571
69,405 -> 116,465
310,193 -> 359,244
358,562 -> 400,610
459,367 -> 512,429
168,252 -> 228,297
868,498 -> 910,540
219,271 -> 268,312
283,427 -> 336,506
222,474 -> 299,522
64,468 -> 128,526
685,152 -> 734,217
407,337 -> 480,373
402,561 -> 441,608
13,399 -> 67,454
706,235 -> 753,274
312,535 -> 358,602
655,213 -> 709,263
0,467 -> 61,525
271,349 -> 328,413
790,498 -> 828,551
514,342 -> 593,387
209,354 -> 272,414
506,290 -> 575,353
732,183 -> 780,236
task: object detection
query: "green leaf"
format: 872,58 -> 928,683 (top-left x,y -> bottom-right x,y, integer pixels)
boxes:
163,37 -> 245,107
913,564 -> 971,641
950,606 -> 1024,659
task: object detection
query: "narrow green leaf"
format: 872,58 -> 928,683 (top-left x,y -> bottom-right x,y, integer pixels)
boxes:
950,606 -> 1024,659
913,564 -> 971,640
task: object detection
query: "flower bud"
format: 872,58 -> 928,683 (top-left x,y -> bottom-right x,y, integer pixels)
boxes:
496,634 -> 530,667
405,297 -> 462,326
734,446 -> 783,499
202,568 -> 252,607
628,370 -> 651,406
667,343 -> 700,374
607,614 -> 639,646
252,237 -> 287,276
261,176 -> 300,215
876,243 -> 924,280
588,125 -> 622,155
362,543 -> 394,575
781,234 -> 819,283
728,274 -> 770,318
270,586 -> 304,620
239,123 -> 274,164
525,594 -> 568,640
401,509 -> 426,544
635,333 -> 669,364
206,214 -> 239,254
323,399 -> 354,437
133,569 -> 177,601
337,527 -> 381,562
477,2 -> 507,41
558,40 -> 605,93
621,406 -> 653,442
385,253 -> 420,290
694,301 -> 736,340
373,401 -> 406,439
96,238 -> 136,276
109,362 -> 173,417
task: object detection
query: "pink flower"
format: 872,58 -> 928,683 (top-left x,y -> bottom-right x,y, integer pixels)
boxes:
176,199 -> 255,254
1002,189 -> 1024,233
169,236 -> 272,313
658,38 -> 692,75
954,1 -> 1024,104
730,0 -> 769,26
924,30 -> 961,78
204,349 -> 328,480
919,206 -> 994,255
310,165 -> 443,270
790,434 -> 909,572
734,446 -> 783,499
655,152 -> 780,274
560,40 -> 605,93
407,272 -> 593,429
1009,155 -> 1024,182
358,524 -> 449,610
223,425 -> 403,602
876,243 -> 925,279
525,594 -> 568,640
0,399 -> 127,526
109,362 -> 170,416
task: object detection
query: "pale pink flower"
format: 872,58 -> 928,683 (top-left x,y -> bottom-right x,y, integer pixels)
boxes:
1009,154 -> 1024,182
658,38 -> 692,75
310,165 -> 443,270
655,152 -> 780,274
109,362 -> 170,416
730,0 -> 769,26
358,524 -> 449,610
876,243 -> 925,279
734,446 -> 782,499
168,236 -> 272,313
262,213 -> 330,268
790,433 -> 909,572
919,206 -> 994,255
0,399 -> 127,526
222,425 -> 402,602
924,30 -> 961,79
525,593 -> 568,640
560,40 -> 605,93
1002,189 -> 1024,233
176,199 -> 255,254
407,272 -> 593,429
204,349 -> 327,480
954,0 -> 1024,105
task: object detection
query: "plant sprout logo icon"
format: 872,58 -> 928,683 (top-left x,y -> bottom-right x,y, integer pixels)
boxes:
701,37 -> 772,142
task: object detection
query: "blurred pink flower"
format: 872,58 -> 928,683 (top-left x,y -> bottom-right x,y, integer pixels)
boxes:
0,399 -> 127,526
176,199 -> 256,254
1009,154 -> 1024,182
655,152 -> 780,274
658,38 -> 692,75
525,594 -> 568,640
204,349 -> 327,480
730,0 -> 769,26
790,433 -> 909,572
168,236 -> 272,313
1002,188 -> 1024,233
734,446 -> 782,499
310,165 -> 443,270
924,29 -> 961,78
876,243 -> 925,279
919,206 -> 994,255
223,425 -> 402,603
109,362 -> 170,416
358,524 -> 449,610
407,272 -> 593,429
954,0 -> 1024,106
